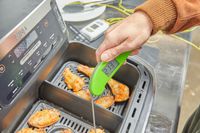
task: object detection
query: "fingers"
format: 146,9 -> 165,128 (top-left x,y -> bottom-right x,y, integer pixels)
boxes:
96,12 -> 152,62
131,48 -> 142,55
100,36 -> 143,62
96,23 -> 127,62
106,22 -> 122,33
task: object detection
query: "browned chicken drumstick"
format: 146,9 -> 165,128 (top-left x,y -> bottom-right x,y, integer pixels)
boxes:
73,89 -> 91,101
94,95 -> 115,109
63,68 -> 85,92
107,79 -> 130,102
77,64 -> 94,77
77,64 -> 130,102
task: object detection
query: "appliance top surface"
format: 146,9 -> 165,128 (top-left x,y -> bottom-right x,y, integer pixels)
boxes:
0,0 -> 43,39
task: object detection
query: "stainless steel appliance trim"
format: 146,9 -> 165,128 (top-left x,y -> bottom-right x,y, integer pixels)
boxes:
0,0 -> 51,60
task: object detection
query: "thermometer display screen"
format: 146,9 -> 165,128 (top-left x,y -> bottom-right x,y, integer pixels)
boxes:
103,60 -> 119,76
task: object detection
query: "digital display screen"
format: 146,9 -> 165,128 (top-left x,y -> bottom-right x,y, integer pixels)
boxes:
14,30 -> 38,58
90,24 -> 99,29
103,60 -> 119,76
86,27 -> 93,32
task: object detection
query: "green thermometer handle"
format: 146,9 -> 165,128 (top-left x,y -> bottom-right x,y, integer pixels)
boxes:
89,51 -> 131,96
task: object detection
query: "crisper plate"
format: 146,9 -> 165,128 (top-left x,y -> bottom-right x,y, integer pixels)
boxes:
51,61 -> 129,116
15,100 -> 109,133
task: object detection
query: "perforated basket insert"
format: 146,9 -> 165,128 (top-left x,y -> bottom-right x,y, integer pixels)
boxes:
51,61 -> 129,116
15,100 -> 109,133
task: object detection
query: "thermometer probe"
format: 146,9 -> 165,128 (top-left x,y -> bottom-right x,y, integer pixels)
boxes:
89,51 -> 131,96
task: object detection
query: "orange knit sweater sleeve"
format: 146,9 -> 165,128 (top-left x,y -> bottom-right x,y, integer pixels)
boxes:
135,0 -> 200,34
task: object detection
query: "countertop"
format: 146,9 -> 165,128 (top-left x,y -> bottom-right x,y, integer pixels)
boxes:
62,0 -> 191,132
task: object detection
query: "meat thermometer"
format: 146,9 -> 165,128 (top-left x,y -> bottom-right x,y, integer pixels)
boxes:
89,51 -> 131,96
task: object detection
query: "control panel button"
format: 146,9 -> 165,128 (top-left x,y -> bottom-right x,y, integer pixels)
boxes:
36,51 -> 41,56
8,80 -> 14,87
18,69 -> 24,76
27,60 -> 33,66
49,34 -> 58,46
7,86 -> 20,101
0,64 -> 5,73
43,42 -> 48,47
50,33 -> 55,40
12,87 -> 19,94
36,25 -> 42,35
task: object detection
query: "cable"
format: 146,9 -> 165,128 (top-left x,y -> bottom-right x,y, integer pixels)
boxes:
104,0 -> 136,25
118,0 -> 135,14
96,3 -> 131,16
64,0 -> 134,25
180,27 -> 198,33
106,17 -> 124,25
171,34 -> 200,50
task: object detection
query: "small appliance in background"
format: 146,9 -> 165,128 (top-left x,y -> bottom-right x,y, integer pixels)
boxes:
80,19 -> 109,42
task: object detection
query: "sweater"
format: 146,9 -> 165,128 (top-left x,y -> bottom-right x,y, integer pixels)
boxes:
135,0 -> 200,34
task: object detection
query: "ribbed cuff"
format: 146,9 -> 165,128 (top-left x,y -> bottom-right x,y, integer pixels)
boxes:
135,0 -> 177,34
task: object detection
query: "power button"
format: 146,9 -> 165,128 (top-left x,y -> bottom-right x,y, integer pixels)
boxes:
0,64 -> 5,73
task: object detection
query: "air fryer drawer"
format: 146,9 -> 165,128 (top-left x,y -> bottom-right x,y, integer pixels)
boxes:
15,42 -> 154,133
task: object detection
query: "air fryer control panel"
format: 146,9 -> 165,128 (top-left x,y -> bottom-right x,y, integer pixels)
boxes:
0,6 -> 66,106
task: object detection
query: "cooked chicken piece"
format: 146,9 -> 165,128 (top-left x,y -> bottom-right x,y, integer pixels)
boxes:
108,79 -> 129,102
17,128 -> 45,133
63,68 -> 85,92
60,128 -> 73,133
89,128 -> 105,133
77,64 -> 94,78
74,89 -> 91,101
95,95 -> 114,108
28,109 -> 60,128
77,64 -> 130,102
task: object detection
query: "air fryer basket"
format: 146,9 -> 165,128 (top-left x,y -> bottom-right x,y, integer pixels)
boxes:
15,100 -> 108,133
15,42 -> 154,133
51,61 -> 129,117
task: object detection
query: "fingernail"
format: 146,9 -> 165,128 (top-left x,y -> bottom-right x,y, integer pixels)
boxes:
101,53 -> 109,61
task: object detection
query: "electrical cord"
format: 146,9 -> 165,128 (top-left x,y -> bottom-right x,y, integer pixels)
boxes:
64,0 -> 133,25
171,34 -> 200,50
118,0 -> 135,14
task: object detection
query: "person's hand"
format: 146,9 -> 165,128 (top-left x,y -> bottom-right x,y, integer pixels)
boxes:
96,11 -> 153,62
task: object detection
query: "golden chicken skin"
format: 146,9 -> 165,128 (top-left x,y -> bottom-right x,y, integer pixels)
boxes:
74,89 -> 91,101
17,128 -> 45,133
107,79 -> 129,102
77,64 -> 130,102
77,64 -> 94,78
28,109 -> 60,128
89,128 -> 105,133
95,95 -> 114,109
63,68 -> 85,92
